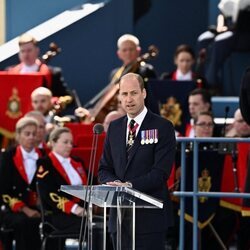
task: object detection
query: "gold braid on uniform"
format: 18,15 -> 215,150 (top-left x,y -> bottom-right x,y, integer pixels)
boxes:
2,194 -> 21,209
49,193 -> 69,212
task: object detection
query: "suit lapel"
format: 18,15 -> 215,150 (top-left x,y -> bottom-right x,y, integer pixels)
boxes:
13,146 -> 29,184
120,117 -> 128,173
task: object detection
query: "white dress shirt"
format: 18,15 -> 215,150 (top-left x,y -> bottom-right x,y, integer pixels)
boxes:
20,63 -> 39,73
53,152 -> 82,185
21,147 -> 38,184
188,119 -> 195,138
176,69 -> 193,81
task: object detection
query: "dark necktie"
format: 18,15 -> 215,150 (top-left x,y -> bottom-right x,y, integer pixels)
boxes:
127,119 -> 136,153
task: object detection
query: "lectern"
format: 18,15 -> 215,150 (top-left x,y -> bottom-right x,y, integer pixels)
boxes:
61,185 -> 163,250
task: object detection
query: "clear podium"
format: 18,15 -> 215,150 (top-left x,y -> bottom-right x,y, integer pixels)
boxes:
61,185 -> 163,250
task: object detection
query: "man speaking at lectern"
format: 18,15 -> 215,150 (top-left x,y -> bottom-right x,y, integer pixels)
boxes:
98,73 -> 176,250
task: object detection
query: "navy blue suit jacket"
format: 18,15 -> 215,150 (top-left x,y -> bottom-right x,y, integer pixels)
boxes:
98,110 -> 176,234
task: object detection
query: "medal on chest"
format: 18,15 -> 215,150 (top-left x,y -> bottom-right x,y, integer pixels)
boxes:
128,132 -> 135,146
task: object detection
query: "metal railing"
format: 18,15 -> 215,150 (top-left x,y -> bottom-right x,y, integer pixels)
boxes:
174,137 -> 250,250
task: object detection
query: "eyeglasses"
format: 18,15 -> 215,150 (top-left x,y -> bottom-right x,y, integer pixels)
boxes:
195,122 -> 214,128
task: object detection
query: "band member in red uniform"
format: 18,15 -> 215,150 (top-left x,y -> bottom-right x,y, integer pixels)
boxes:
7,33 -> 68,97
110,34 -> 157,82
0,117 -> 43,250
36,127 -> 88,249
24,110 -> 50,154
186,88 -> 212,137
160,44 -> 206,88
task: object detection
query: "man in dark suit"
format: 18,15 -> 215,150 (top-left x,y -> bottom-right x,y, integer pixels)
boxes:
98,73 -> 176,250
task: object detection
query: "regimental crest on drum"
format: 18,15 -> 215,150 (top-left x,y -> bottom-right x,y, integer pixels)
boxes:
160,96 -> 182,126
198,168 -> 212,203
6,88 -> 22,119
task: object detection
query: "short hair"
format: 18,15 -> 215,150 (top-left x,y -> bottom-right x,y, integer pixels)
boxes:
189,88 -> 211,105
18,33 -> 38,47
49,127 -> 71,144
117,34 -> 140,48
31,87 -> 52,99
16,117 -> 38,135
194,111 -> 214,125
25,111 -> 46,122
119,73 -> 145,90
174,44 -> 195,60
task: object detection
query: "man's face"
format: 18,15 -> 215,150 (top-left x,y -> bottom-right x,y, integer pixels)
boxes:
117,41 -> 140,66
119,77 -> 146,118
31,95 -> 52,116
19,42 -> 39,66
188,94 -> 210,119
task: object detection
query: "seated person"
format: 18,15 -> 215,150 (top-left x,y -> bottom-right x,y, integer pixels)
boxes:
84,34 -> 157,123
0,117 -> 44,250
193,111 -> 215,138
170,111 -> 224,250
36,127 -> 87,248
213,107 -> 250,248
31,87 -> 55,135
24,111 -> 50,153
186,88 -> 212,137
110,34 -> 157,83
7,33 -> 69,97
161,44 -> 206,88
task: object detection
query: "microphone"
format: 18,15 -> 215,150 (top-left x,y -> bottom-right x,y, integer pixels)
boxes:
93,123 -> 104,134
78,123 -> 104,250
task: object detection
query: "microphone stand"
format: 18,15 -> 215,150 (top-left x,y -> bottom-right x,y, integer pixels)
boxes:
78,124 -> 104,250
219,106 -> 239,192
